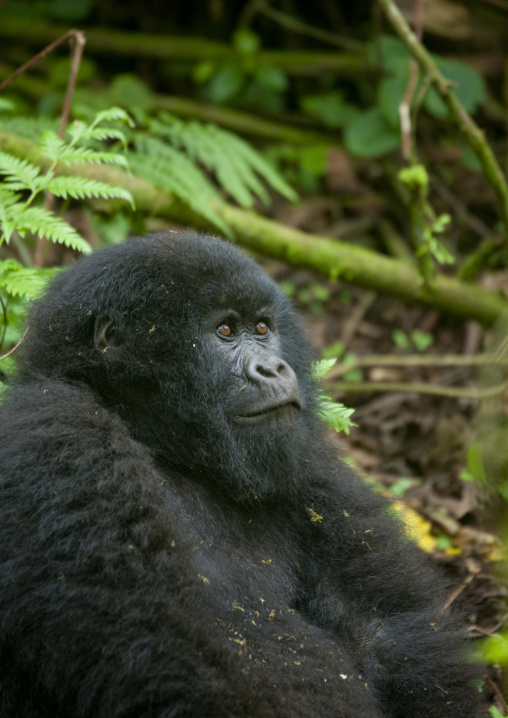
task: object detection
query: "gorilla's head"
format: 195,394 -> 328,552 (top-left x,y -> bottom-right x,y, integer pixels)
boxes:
18,232 -> 324,500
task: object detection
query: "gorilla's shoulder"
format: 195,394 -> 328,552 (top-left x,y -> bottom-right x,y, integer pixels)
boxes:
0,378 -> 150,477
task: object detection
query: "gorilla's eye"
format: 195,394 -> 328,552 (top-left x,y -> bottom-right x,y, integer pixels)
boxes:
255,321 -> 268,336
217,323 -> 232,337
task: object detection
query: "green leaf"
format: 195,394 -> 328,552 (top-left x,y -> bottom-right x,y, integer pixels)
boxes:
425,58 -> 485,119
378,73 -> 408,129
233,28 -> 260,54
12,206 -> 92,253
301,91 -> 358,129
467,443 -> 487,483
344,108 -> 400,158
316,393 -> 356,434
111,76 -> 153,113
313,358 -> 337,379
0,260 -> 59,299
202,63 -> 244,104
46,176 -> 134,207
0,152 -> 43,193
254,66 -> 287,92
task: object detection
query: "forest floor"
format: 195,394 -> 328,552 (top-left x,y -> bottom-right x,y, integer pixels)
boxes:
255,195 -> 508,714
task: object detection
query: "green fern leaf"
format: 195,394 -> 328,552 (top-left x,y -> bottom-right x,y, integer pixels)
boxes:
130,137 -> 230,235
77,128 -> 128,146
227,133 -> 298,202
316,393 -> 356,434
40,133 -> 128,167
10,206 -> 92,253
0,259 -> 59,299
313,358 -> 337,379
46,176 -> 134,207
0,187 -> 22,244
0,152 -> 43,193
92,107 -> 134,127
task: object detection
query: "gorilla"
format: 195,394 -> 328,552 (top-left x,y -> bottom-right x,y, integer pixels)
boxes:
0,231 -> 481,718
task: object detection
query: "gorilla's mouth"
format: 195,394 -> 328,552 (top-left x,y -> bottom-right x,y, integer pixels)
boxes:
235,400 -> 301,423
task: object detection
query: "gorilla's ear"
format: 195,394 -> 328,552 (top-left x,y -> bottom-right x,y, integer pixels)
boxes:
94,314 -> 123,353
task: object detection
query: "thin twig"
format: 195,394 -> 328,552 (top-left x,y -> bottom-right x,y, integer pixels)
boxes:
398,0 -> 425,159
58,31 -> 86,138
329,352 -> 508,378
329,378 -> 508,399
0,29 -> 83,93
34,30 -> 86,268
0,324 -> 29,362
256,1 -> 364,52
0,296 -> 7,352
376,0 -> 508,257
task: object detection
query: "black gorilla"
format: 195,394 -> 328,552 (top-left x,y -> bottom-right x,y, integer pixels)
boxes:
0,232 -> 480,717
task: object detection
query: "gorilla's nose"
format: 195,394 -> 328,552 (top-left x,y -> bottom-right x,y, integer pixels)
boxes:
245,352 -> 292,383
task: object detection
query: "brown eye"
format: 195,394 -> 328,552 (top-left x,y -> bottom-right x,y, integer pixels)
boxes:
255,321 -> 268,335
218,323 -> 231,337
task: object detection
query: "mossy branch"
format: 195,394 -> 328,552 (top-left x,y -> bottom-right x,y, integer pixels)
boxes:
1,130 -> 507,326
0,17 -> 370,77
376,0 -> 508,257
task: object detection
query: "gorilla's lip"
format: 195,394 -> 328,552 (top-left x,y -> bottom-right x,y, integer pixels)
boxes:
234,400 -> 301,423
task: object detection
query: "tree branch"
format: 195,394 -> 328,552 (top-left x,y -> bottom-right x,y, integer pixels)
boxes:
1,130 -> 507,326
376,0 -> 508,257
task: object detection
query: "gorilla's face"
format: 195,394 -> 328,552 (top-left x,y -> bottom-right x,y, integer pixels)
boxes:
25,233 -> 318,499
207,308 -> 302,426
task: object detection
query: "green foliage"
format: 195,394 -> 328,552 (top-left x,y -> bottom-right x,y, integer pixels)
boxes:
398,164 -> 454,279
476,632 -> 508,666
490,707 -> 507,718
300,91 -> 359,130
345,107 -> 400,159
313,359 -> 356,435
389,477 -> 421,497
151,113 -> 297,208
392,328 -> 434,352
0,108 -> 134,357
194,30 -> 288,114
128,112 -> 297,235
338,34 -> 486,160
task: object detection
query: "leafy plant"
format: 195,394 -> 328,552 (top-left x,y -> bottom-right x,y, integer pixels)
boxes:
194,29 -> 288,113
313,358 -> 356,434
392,328 -> 434,352
0,107 -> 134,356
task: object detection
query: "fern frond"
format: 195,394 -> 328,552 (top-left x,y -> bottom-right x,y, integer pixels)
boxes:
40,133 -> 128,167
152,113 -> 297,207
317,393 -> 356,435
0,259 -> 59,299
0,152 -> 43,193
225,132 -> 298,202
92,107 -> 134,127
0,116 -> 58,141
0,188 -> 22,244
10,205 -> 92,253
46,176 -> 134,207
130,137 -> 230,235
313,358 -> 337,379
78,128 -> 128,146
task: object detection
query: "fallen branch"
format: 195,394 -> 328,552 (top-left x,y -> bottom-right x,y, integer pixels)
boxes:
1,130 -> 507,326
328,379 -> 508,399
0,16 -> 371,77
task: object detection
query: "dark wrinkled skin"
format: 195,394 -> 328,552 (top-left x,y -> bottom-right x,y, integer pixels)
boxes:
0,232 -> 482,718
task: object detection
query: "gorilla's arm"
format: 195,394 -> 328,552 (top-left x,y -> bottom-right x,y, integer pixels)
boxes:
0,381 -> 271,718
297,460 -> 479,718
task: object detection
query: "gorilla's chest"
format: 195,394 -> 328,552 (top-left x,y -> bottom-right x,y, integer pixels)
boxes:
166,482 -> 299,615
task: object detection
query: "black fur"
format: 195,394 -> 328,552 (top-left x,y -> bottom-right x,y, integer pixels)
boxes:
0,232 -> 480,717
